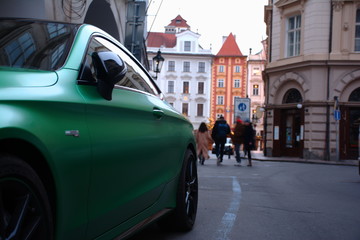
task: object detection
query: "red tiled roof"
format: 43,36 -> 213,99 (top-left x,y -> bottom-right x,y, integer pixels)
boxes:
167,15 -> 190,28
216,33 -> 243,56
147,32 -> 177,48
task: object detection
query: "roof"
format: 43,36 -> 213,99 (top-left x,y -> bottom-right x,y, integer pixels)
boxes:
147,32 -> 176,48
216,33 -> 243,57
167,15 -> 190,28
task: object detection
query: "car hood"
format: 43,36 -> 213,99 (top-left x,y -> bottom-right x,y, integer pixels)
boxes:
0,68 -> 58,87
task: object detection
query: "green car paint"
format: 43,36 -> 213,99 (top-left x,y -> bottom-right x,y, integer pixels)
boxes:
0,19 -> 197,239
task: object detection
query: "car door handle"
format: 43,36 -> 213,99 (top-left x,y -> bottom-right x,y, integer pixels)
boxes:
153,108 -> 164,119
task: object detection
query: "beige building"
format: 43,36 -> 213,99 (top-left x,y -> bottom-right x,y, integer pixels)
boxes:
247,42 -> 267,150
264,0 -> 360,161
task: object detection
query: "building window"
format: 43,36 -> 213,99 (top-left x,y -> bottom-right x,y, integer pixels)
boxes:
355,9 -> 360,51
183,61 -> 190,72
182,103 -> 189,116
287,15 -> 301,57
198,82 -> 204,94
184,41 -> 191,51
217,96 -> 224,105
217,79 -> 224,88
197,104 -> 204,116
282,88 -> 302,103
168,61 -> 175,71
219,65 -> 224,73
183,81 -> 189,94
168,81 -> 174,93
198,62 -> 206,72
253,67 -> 261,75
234,79 -> 240,88
234,65 -> 241,73
253,84 -> 259,96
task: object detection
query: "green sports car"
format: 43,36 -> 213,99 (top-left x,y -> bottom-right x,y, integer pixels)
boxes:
0,19 -> 198,239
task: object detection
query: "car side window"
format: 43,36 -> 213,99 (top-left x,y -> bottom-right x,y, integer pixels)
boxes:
79,36 -> 158,96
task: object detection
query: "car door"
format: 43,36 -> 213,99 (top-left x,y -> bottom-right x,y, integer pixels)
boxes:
76,36 -> 182,237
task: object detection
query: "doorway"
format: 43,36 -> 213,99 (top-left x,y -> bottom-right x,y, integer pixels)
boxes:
280,109 -> 303,157
340,107 -> 360,159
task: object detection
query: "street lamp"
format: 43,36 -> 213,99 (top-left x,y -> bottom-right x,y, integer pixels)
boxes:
152,50 -> 164,79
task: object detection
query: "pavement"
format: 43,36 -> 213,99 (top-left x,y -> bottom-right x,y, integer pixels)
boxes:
252,151 -> 359,166
209,151 -> 359,166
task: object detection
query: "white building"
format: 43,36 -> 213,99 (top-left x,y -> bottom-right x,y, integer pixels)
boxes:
147,15 -> 213,129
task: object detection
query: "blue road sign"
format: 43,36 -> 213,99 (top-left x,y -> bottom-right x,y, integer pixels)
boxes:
234,98 -> 250,122
334,110 -> 341,121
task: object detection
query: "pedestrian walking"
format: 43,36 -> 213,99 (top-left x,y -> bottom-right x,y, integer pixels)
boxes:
211,116 -> 230,165
243,119 -> 255,166
195,122 -> 213,165
232,117 -> 245,166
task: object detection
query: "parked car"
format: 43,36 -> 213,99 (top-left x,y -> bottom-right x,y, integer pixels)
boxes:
212,137 -> 234,155
0,18 -> 198,240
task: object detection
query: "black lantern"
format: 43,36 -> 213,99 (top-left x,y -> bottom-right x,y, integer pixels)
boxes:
152,50 -> 164,79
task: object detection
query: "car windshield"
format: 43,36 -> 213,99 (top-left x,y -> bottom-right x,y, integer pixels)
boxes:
0,19 -> 78,71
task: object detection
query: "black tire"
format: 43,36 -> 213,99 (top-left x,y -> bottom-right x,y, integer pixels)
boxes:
159,149 -> 198,231
0,154 -> 53,240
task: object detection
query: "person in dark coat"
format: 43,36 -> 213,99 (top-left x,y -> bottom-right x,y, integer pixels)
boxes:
232,117 -> 245,165
243,119 -> 255,166
211,116 -> 230,165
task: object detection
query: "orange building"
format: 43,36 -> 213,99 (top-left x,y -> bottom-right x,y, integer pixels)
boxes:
211,33 -> 247,125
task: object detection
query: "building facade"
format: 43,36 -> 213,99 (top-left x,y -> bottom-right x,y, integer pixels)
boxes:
211,33 -> 248,126
147,15 -> 213,129
264,0 -> 360,161
247,42 -> 267,149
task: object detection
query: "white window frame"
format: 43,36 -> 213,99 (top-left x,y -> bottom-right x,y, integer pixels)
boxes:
355,9 -> 360,51
168,61 -> 175,71
198,82 -> 204,94
218,79 -> 224,88
217,95 -> 224,105
184,41 -> 191,51
183,61 -> 190,72
197,103 -> 204,117
234,79 -> 240,88
198,62 -> 206,72
168,81 -> 174,93
219,65 -> 224,73
286,15 -> 301,57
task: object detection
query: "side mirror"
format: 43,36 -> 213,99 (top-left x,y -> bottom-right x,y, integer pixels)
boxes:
92,52 -> 127,100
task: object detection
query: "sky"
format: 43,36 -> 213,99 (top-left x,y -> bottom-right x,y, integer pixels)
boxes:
146,0 -> 268,55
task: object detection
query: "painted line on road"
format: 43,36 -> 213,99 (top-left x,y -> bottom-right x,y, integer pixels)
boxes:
215,176 -> 241,240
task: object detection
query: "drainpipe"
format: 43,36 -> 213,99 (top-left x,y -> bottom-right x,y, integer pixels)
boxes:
325,1 -> 333,161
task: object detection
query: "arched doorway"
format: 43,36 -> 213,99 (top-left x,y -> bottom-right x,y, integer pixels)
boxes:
84,0 -> 120,41
340,87 -> 360,159
273,88 -> 304,157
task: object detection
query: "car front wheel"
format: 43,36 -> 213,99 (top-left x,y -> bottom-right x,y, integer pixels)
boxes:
159,149 -> 198,231
0,154 -> 53,240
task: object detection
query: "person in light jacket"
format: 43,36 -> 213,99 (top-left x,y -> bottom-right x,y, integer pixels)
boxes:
195,122 -> 213,165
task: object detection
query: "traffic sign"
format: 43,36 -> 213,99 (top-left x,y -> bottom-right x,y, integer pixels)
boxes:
334,110 -> 341,121
234,98 -> 250,122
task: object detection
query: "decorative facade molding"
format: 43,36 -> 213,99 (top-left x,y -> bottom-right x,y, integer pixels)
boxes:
332,0 -> 344,12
